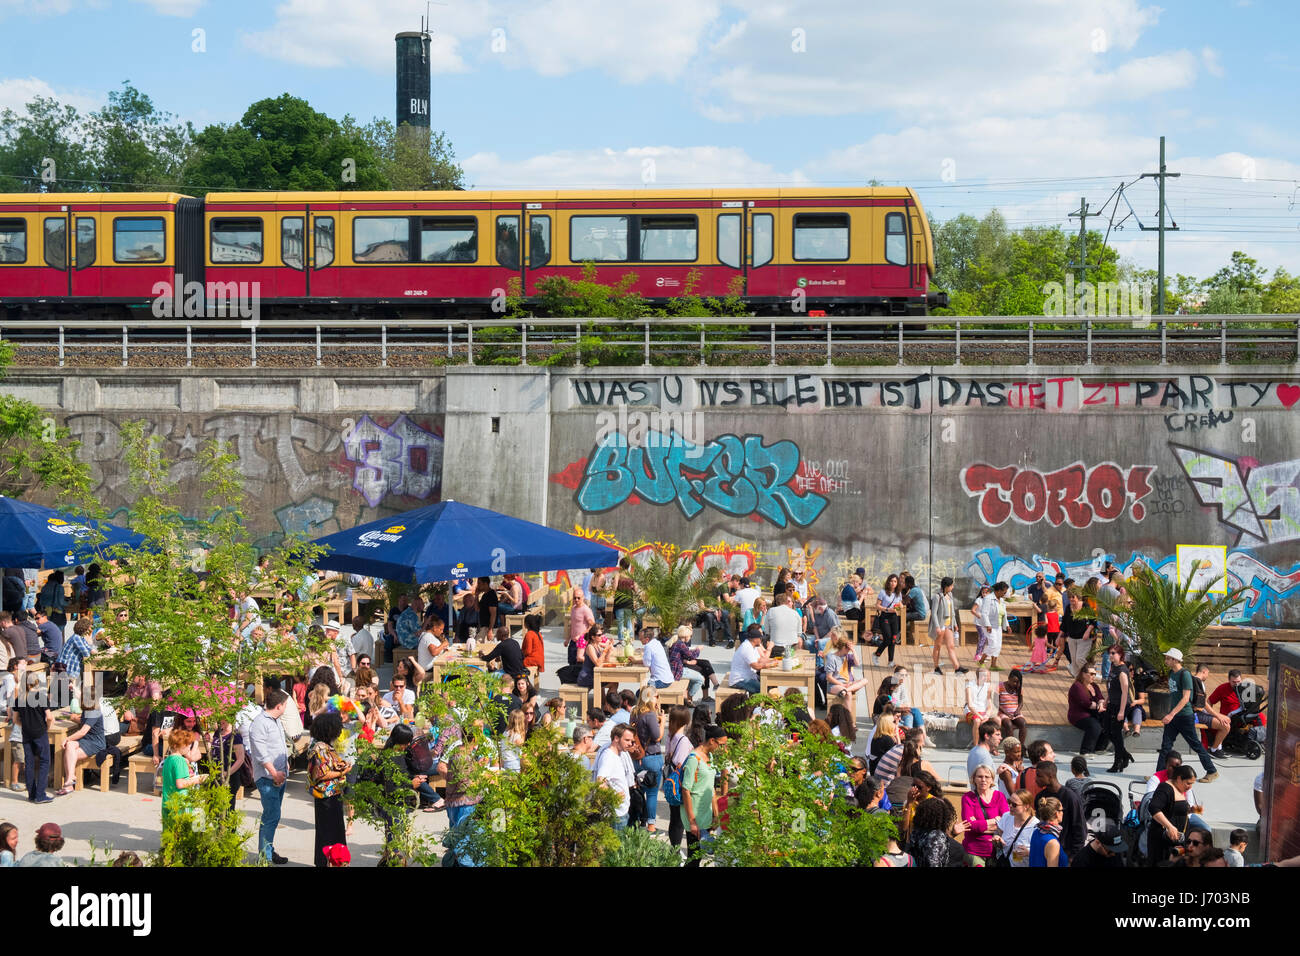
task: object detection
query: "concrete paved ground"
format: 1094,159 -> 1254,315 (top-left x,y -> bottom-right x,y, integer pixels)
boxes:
0,623 -> 1265,865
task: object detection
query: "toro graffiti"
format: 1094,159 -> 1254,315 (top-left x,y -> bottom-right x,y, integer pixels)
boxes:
560,429 -> 829,528
961,461 -> 1156,528
1171,444 -> 1300,546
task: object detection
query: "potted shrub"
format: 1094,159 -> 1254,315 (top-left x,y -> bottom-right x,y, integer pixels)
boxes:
1100,565 -> 1246,720
631,547 -> 723,637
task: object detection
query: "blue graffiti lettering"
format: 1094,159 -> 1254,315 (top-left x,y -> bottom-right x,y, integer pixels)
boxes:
575,430 -> 828,528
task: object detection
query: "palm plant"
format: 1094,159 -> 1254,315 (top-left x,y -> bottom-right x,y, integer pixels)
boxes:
632,548 -> 723,636
1100,564 -> 1247,679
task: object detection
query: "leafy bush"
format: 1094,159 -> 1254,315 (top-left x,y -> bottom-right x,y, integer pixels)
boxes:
154,780 -> 257,867
602,825 -> 682,867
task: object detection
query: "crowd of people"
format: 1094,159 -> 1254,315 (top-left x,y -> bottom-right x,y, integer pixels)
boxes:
0,556 -> 1277,869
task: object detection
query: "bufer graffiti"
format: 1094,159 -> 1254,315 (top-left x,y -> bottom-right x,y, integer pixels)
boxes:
553,430 -> 830,529
1171,445 -> 1300,547
961,462 -> 1156,528
965,546 -> 1300,624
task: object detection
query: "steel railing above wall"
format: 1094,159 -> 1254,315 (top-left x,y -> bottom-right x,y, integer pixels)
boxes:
0,314 -> 1296,369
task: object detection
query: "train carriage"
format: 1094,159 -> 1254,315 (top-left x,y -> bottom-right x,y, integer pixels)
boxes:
1,187 -> 945,316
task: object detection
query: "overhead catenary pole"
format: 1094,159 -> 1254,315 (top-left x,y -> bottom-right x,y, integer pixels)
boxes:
1140,135 -> 1180,315
1067,197 -> 1099,286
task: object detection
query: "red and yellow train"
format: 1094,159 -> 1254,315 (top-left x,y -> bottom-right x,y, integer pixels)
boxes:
0,187 -> 946,316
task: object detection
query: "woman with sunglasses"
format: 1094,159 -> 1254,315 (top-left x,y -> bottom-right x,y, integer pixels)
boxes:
1067,664 -> 1106,755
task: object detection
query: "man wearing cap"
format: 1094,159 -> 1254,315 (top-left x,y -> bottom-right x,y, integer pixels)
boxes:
322,620 -> 352,681
17,822 -> 65,866
1156,649 -> 1218,782
728,624 -> 777,694
1069,825 -> 1127,867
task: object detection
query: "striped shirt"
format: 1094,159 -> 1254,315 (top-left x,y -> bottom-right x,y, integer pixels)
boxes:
875,742 -> 905,785
998,683 -> 1022,717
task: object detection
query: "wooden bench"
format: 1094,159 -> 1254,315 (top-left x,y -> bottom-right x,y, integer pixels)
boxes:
841,618 -> 861,645
905,611 -> 930,646
558,684 -> 590,718
958,609 -> 980,647
126,753 -> 157,795
1192,628 -> 1255,671
391,646 -> 417,669
72,751 -> 113,792
504,613 -> 526,636
714,684 -> 744,711
1253,629 -> 1300,670
657,679 -> 689,708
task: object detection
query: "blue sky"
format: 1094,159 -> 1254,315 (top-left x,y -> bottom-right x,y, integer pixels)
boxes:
2,0 -> 1298,279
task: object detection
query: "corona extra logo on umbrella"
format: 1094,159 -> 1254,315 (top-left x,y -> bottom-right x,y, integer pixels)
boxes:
356,525 -> 406,549
46,518 -> 93,537
449,562 -> 469,582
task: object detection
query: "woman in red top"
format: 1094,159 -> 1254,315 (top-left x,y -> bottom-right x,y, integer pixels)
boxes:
1067,664 -> 1106,755
521,613 -> 545,673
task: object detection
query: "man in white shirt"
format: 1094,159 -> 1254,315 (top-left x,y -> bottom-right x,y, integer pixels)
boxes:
728,624 -> 776,693
766,591 -> 802,654
383,677 -> 416,717
416,616 -> 450,671
640,626 -> 674,688
593,723 -> 637,829
976,582 -> 1008,667
734,578 -> 761,617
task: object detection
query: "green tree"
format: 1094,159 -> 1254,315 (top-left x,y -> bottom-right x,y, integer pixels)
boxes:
1262,268 -> 1300,314
1099,565 -> 1247,680
1200,286 -> 1262,315
632,547 -> 722,636
87,82 -> 193,190
710,697 -> 895,866
1205,251 -> 1266,296
184,95 -> 386,195
0,96 -> 96,192
0,393 -> 91,503
344,116 -> 465,191
154,773 -> 255,867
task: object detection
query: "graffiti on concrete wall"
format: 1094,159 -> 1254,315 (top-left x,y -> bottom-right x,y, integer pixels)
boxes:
1171,444 -> 1300,547
64,412 -> 443,547
961,461 -> 1156,528
965,546 -> 1300,625
552,429 -> 831,528
342,414 -> 443,508
564,373 -> 1300,411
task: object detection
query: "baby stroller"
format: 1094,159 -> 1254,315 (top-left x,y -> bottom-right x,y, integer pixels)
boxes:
1218,680 -> 1266,760
1081,779 -> 1125,838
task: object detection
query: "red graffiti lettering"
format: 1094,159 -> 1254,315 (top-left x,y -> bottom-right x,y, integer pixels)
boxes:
962,461 -> 1157,528
960,463 -> 1017,526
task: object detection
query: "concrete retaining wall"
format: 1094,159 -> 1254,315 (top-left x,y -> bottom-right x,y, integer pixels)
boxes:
6,363 -> 1300,625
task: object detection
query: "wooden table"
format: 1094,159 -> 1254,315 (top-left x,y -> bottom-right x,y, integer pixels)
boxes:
427,643 -> 501,686
1005,601 -> 1037,643
760,661 -> 817,704
593,662 -> 648,702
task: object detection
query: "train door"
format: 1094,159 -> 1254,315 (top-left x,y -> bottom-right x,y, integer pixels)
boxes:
745,204 -> 778,301
310,209 -> 338,298
68,202 -> 101,298
37,209 -> 70,298
716,203 -> 745,295
879,207 -> 912,297
523,204 -> 552,294
278,209 -> 308,298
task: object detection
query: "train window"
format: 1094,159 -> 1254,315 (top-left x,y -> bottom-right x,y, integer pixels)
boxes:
751,213 -> 773,268
314,218 -> 334,269
717,214 -> 741,269
0,219 -> 26,263
570,215 -> 628,262
639,215 -> 697,262
113,217 -> 165,263
885,212 -> 907,266
353,217 -> 411,263
44,218 -> 66,270
282,217 -> 304,270
420,217 -> 477,263
496,216 -> 520,270
211,218 -> 263,264
76,218 -> 95,270
529,216 -> 551,268
793,213 -> 849,261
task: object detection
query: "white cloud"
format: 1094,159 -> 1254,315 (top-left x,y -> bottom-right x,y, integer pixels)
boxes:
462,144 -> 799,188
1201,46 -> 1225,77
131,0 -> 202,14
0,0 -> 77,17
0,76 -> 102,114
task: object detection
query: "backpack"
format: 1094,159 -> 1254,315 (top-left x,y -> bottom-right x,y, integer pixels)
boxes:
661,734 -> 688,807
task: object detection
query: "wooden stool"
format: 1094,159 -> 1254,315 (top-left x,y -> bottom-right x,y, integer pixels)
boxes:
714,685 -> 744,711
558,684 -> 590,718
72,752 -> 113,792
505,614 -> 526,635
392,647 -> 416,669
125,753 -> 156,795
657,679 -> 688,709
